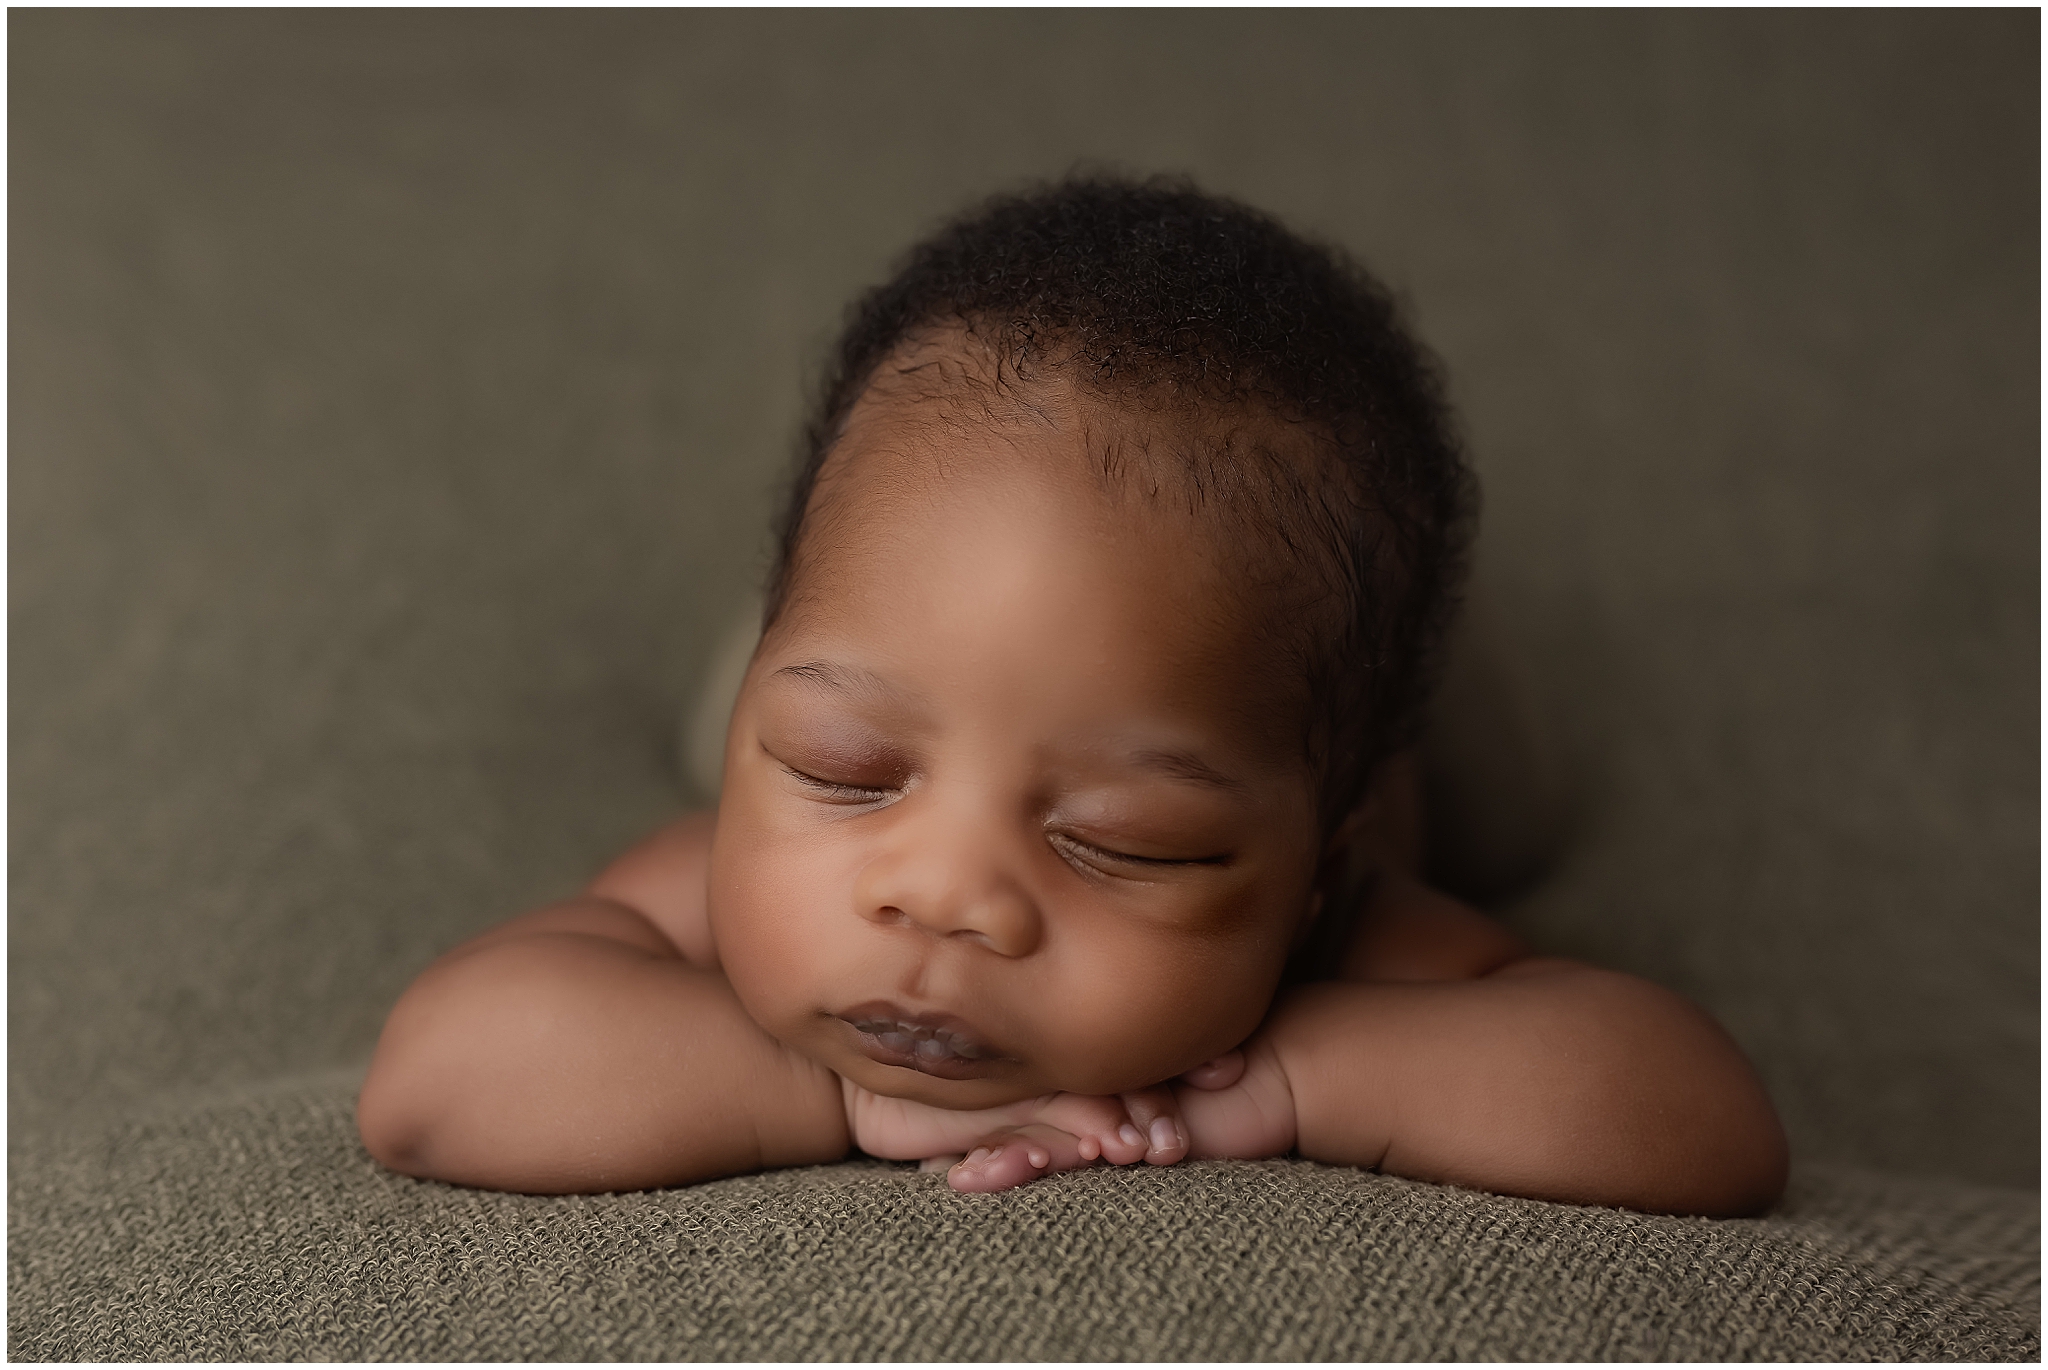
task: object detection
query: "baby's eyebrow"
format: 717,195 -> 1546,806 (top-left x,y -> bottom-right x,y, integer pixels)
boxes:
1122,746 -> 1251,796
771,659 -> 906,702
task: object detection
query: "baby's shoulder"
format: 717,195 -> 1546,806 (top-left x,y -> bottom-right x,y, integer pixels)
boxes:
587,810 -> 719,967
1336,871 -> 1527,983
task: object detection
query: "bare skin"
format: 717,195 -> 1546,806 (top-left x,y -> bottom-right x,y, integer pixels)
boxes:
358,355 -> 1788,1215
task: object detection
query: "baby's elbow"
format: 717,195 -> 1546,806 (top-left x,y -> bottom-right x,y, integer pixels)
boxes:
1668,1024 -> 1788,1216
1579,971 -> 1790,1216
1682,1031 -> 1790,1217
356,991 -> 482,1181
1640,1069 -> 1789,1218
356,1053 -> 438,1178
1717,1105 -> 1790,1217
353,951 -> 535,1184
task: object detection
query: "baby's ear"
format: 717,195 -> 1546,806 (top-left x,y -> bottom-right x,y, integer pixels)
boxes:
681,593 -> 765,802
1283,821 -> 1370,977
1319,800 -> 1376,864
1358,750 -> 1428,873
1316,752 -> 1422,882
1289,887 -> 1325,952
1413,579 -> 1577,905
1288,760 -> 1415,967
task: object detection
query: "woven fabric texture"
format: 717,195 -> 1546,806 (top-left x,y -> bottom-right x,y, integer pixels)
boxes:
9,1076 -> 2039,1362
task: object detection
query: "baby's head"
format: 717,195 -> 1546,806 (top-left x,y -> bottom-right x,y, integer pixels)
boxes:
708,176 -> 1472,1108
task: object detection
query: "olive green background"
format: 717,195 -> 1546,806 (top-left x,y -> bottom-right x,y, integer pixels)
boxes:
11,10 -> 2038,1359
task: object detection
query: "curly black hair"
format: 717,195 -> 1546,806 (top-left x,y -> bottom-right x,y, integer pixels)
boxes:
765,174 -> 1475,839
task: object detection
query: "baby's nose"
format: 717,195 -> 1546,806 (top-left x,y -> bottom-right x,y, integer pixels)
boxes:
853,844 -> 1043,958
912,884 -> 1042,958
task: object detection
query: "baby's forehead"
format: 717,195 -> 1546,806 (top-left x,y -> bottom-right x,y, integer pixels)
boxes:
830,329 -> 1331,530
785,324 -> 1350,668
769,447 -> 1320,784
795,393 -> 1324,677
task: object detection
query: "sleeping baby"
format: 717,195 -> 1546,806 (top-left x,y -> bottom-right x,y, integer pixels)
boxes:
357,176 -> 1787,1214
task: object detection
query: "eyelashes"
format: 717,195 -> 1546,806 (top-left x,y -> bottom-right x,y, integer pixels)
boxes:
781,764 -> 893,804
777,761 -> 1230,871
1047,832 -> 1192,871
1040,827 -> 1228,872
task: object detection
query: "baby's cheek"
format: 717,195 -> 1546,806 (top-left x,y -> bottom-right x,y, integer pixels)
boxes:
1035,933 -> 1282,1092
708,832 -> 840,1038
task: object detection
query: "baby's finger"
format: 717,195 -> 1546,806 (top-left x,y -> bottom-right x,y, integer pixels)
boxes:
1091,1114 -> 1150,1167
1178,1051 -> 1246,1091
1031,1092 -> 1147,1166
948,1140 -> 1047,1193
1117,1086 -> 1189,1166
946,1125 -> 1087,1194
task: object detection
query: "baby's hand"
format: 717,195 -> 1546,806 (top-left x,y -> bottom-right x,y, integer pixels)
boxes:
842,1077 -> 1206,1193
939,1050 -> 1257,1192
1173,1043 -> 1297,1161
944,1085 -> 1189,1192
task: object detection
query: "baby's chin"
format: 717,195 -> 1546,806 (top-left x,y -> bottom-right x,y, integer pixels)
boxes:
831,1052 -> 1046,1109
828,1049 -> 1157,1110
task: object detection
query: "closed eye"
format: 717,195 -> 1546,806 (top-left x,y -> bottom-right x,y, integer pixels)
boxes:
1049,831 -> 1230,871
781,764 -> 893,804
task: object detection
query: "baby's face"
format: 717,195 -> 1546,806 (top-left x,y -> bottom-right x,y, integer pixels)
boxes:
707,396 -> 1321,1109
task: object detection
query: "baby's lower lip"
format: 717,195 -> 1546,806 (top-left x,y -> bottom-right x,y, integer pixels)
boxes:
838,1015 -> 1008,1080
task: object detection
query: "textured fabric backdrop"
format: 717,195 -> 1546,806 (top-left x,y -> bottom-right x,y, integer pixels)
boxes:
9,10 -> 2038,1360
9,1075 -> 2040,1361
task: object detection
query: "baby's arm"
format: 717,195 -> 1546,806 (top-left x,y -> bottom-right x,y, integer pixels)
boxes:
1179,871 -> 1789,1216
356,814 -> 848,1193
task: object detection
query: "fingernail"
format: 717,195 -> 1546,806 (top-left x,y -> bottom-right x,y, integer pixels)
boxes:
1119,1123 -> 1146,1149
964,1147 -> 991,1165
1150,1118 -> 1177,1152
